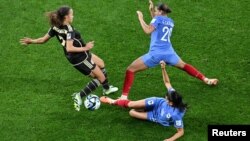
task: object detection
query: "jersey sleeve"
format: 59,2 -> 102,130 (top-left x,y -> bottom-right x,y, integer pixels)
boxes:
47,27 -> 56,37
173,116 -> 184,128
66,31 -> 75,40
150,16 -> 160,29
66,25 -> 75,40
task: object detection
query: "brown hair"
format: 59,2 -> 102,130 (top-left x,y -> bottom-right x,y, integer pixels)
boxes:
157,3 -> 172,14
47,6 -> 71,27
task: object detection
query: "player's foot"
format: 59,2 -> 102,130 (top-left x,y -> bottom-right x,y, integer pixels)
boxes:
204,78 -> 218,85
72,92 -> 82,111
100,96 -> 116,104
103,85 -> 118,95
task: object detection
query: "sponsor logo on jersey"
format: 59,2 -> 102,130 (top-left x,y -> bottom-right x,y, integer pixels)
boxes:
176,120 -> 182,126
148,100 -> 154,105
166,113 -> 171,119
67,33 -> 71,40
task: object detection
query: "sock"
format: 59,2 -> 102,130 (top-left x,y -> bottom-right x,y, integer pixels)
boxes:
80,79 -> 100,98
114,99 -> 131,108
101,79 -> 110,90
122,70 -> 135,96
183,64 -> 205,81
100,68 -> 110,90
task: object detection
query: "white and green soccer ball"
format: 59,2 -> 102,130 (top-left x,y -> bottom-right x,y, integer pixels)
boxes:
84,94 -> 101,111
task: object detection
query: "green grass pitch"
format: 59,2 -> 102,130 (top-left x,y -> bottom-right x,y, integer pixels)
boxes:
0,0 -> 249,140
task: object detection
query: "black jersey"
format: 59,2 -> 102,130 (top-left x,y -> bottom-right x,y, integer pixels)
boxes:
48,25 -> 89,64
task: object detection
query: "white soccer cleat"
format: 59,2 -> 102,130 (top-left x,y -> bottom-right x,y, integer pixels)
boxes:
103,85 -> 118,95
204,78 -> 218,86
72,92 -> 82,111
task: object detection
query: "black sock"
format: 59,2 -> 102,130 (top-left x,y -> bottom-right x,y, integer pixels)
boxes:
80,79 -> 100,98
101,68 -> 110,90
102,79 -> 110,90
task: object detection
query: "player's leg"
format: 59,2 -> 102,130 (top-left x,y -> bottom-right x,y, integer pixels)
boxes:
87,64 -> 118,96
72,56 -> 115,111
100,96 -> 146,108
100,97 -> 159,113
120,57 -> 147,99
91,53 -> 118,95
91,53 -> 105,68
175,59 -> 218,85
164,52 -> 218,85
121,53 -> 159,99
129,109 -> 147,120
130,98 -> 162,121
72,61 -> 101,111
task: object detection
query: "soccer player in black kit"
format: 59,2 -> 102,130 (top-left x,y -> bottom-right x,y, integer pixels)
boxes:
20,6 -> 118,111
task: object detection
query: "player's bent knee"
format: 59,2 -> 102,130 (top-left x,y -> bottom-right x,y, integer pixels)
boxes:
127,101 -> 135,108
126,66 -> 136,73
129,109 -> 136,117
176,60 -> 186,69
99,59 -> 105,68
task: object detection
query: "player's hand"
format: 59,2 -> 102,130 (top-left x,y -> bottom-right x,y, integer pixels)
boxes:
160,60 -> 166,68
149,0 -> 154,10
136,11 -> 143,20
20,37 -> 32,45
85,41 -> 94,50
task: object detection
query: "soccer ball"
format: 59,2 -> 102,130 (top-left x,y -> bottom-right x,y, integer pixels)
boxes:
84,94 -> 101,111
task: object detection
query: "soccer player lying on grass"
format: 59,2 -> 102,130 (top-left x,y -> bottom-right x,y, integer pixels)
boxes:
100,61 -> 187,141
120,0 -> 218,99
19,6 -> 118,111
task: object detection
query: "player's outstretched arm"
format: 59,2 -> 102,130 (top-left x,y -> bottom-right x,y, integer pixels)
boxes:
160,61 -> 172,90
149,0 -> 155,18
136,11 -> 155,34
164,128 -> 184,141
20,33 -> 51,45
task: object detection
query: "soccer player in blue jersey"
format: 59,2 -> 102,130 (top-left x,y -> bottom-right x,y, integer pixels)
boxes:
120,1 -> 218,99
100,61 -> 187,141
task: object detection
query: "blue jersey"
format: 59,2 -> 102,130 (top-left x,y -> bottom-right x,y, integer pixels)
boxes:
145,97 -> 185,128
149,16 -> 175,54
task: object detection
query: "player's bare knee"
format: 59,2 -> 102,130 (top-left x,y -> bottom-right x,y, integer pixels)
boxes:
129,109 -> 136,117
89,72 -> 95,78
176,60 -> 186,69
127,66 -> 136,73
127,101 -> 134,108
99,59 -> 105,68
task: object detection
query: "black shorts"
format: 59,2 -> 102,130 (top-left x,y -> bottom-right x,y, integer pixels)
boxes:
71,53 -> 96,76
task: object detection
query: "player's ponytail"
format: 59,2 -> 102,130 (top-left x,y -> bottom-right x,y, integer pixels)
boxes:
157,3 -> 172,14
167,91 -> 188,112
47,6 -> 71,27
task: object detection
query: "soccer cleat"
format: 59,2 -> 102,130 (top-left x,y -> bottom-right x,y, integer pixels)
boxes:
72,92 -> 82,111
204,78 -> 218,85
100,96 -> 116,104
103,85 -> 118,95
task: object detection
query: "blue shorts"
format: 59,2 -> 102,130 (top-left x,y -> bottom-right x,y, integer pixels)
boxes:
141,52 -> 180,68
145,97 -> 165,122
